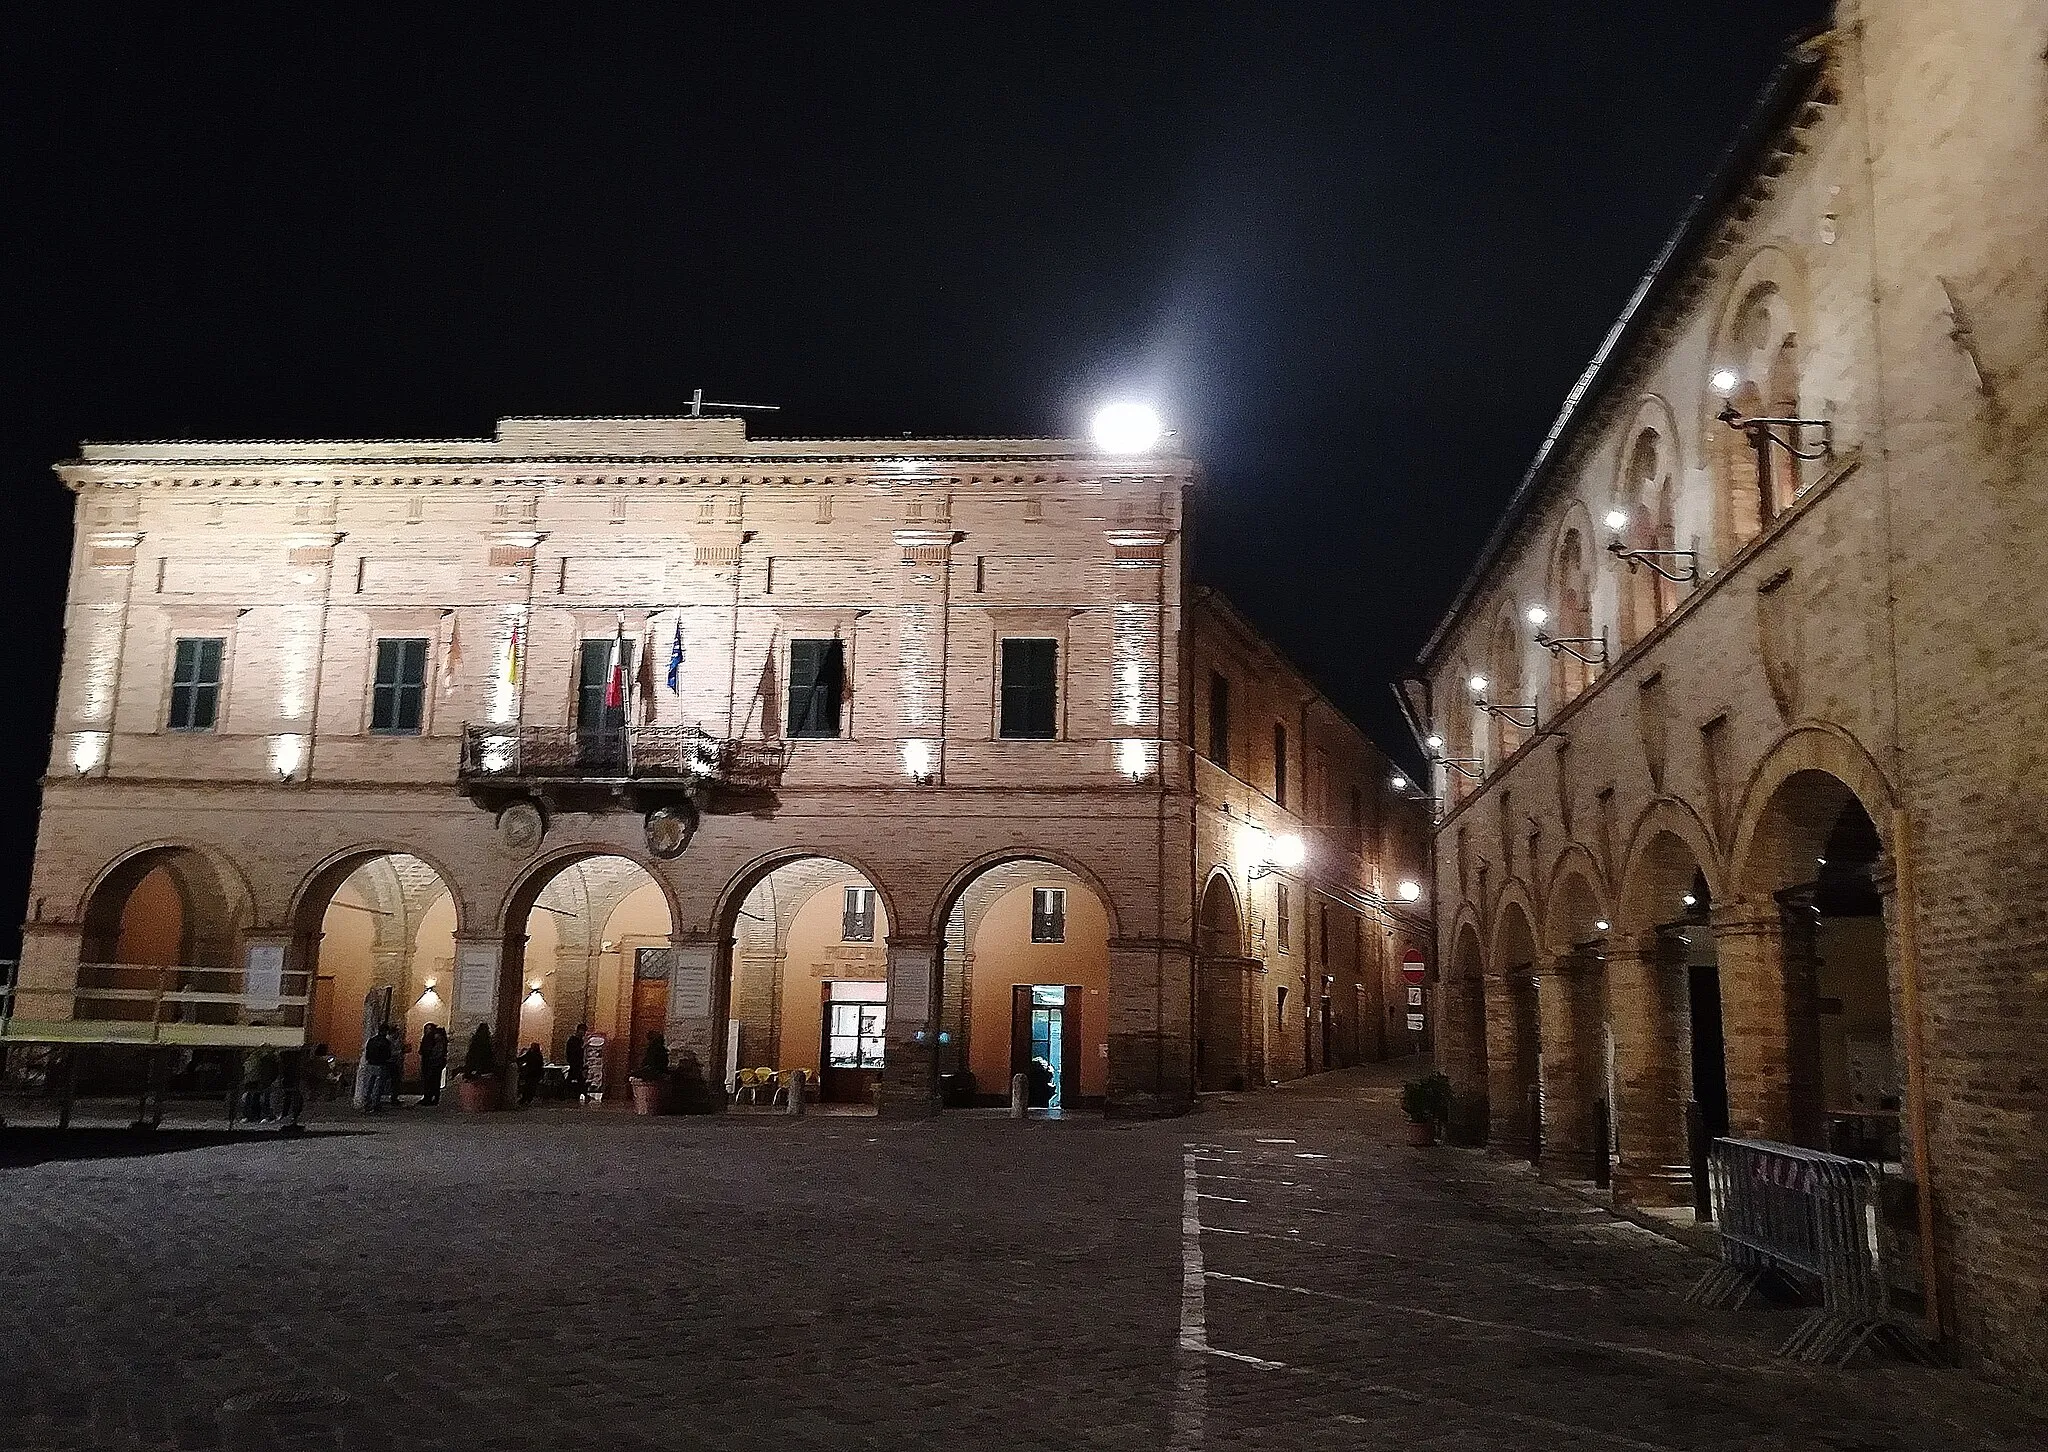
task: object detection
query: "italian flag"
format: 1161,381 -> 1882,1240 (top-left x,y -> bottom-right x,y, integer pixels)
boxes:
605,620 -> 627,711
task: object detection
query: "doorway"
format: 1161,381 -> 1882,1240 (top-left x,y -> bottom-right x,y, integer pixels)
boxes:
628,947 -> 670,1080
1011,985 -> 1077,1110
820,979 -> 886,1104
576,637 -> 627,771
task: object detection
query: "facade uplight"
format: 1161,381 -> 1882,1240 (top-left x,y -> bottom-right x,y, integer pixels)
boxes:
1711,368 -> 1740,395
901,738 -> 935,783
271,734 -> 305,781
71,731 -> 109,776
1468,675 -> 1488,695
1390,772 -> 1408,790
1595,919 -> 1611,932
1682,893 -> 1698,907
1091,402 -> 1163,455
1603,508 -> 1629,532
1425,734 -> 1443,752
1397,880 -> 1422,902
1525,605 -> 1548,627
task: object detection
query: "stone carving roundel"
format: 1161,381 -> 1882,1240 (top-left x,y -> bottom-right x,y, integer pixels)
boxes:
495,799 -> 546,856
644,804 -> 698,860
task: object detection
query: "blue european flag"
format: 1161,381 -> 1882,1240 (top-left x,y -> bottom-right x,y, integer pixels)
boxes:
666,618 -> 684,692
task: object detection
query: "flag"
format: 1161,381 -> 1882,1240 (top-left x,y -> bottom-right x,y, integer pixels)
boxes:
635,630 -> 655,712
604,619 -> 626,711
505,619 -> 522,687
441,614 -> 462,694
666,617 -> 685,693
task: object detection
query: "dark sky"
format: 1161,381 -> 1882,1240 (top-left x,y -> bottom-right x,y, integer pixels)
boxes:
0,3 -> 1828,950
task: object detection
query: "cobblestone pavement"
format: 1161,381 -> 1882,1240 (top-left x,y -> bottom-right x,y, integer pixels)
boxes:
2,1067 -> 2042,1451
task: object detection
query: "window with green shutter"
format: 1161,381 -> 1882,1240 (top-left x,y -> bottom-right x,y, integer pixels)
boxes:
167,637 -> 225,732
370,638 -> 429,734
999,638 -> 1058,740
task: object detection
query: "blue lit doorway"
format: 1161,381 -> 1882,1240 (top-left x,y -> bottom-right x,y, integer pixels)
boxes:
1011,984 -> 1077,1111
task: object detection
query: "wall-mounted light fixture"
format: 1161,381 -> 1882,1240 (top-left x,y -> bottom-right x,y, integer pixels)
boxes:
1396,880 -> 1423,903
1715,371 -> 1833,493
901,738 -> 936,785
1533,624 -> 1610,668
1239,825 -> 1307,881
1600,508 -> 1699,584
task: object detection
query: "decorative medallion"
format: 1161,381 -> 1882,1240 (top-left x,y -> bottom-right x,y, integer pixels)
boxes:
644,803 -> 698,860
495,799 -> 545,856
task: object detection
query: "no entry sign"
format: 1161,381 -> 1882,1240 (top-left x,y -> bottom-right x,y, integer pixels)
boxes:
1401,949 -> 1427,985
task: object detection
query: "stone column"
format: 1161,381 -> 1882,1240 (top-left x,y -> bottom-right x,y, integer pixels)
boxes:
1534,951 -> 1603,1178
1105,937 -> 1195,1117
1711,897 -> 1804,1143
1485,969 -> 1533,1151
880,936 -> 942,1118
1606,936 -> 1690,1205
662,934 -> 729,1111
14,922 -> 84,1024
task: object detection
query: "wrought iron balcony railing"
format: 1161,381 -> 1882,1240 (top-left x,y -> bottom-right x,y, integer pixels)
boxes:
458,725 -> 787,793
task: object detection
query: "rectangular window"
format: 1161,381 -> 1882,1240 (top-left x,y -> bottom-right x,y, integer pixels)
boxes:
577,638 -> 626,732
1208,672 -> 1231,769
1273,722 -> 1289,807
842,886 -> 876,943
167,637 -> 225,731
1277,883 -> 1292,952
825,991 -> 887,1069
787,638 -> 845,739
370,637 -> 429,734
1031,887 -> 1067,944
999,638 -> 1059,739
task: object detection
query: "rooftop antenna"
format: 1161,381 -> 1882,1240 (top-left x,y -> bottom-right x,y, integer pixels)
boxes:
687,388 -> 780,418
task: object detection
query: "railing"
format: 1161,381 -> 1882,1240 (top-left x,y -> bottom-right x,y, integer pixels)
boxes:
458,725 -> 787,791
0,960 -> 311,1049
1687,1137 -> 1934,1364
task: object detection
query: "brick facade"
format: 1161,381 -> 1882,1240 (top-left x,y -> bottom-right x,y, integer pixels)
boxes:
1411,3 -> 2047,1392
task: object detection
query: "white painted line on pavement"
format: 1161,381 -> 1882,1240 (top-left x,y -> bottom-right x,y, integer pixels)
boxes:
1196,1192 -> 1248,1204
1168,1153 -> 1208,1452
1201,1343 -> 1287,1370
1202,1272 -> 1781,1375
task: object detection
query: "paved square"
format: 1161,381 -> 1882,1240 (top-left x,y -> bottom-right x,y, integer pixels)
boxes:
3,1068 -> 2041,1450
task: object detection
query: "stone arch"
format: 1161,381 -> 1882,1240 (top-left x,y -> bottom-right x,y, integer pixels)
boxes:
71,840 -> 258,1035
1446,654 -> 1481,796
77,838 -> 257,951
1486,893 -> 1542,1155
927,845 -> 1124,943
1730,723 -> 1896,897
1486,606 -> 1531,757
712,846 -> 904,950
1198,869 -> 1245,957
502,841 -> 686,940
289,843 -> 471,941
1487,880 -> 1540,975
1443,917 -> 1490,1139
1612,395 -> 1685,647
1616,797 -> 1725,932
1709,246 -> 1811,554
1542,845 -> 1611,951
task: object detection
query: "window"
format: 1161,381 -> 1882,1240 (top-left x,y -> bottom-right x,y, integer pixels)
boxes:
841,886 -> 876,943
577,638 -> 626,733
825,982 -> 887,1069
999,638 -> 1058,739
167,637 -> 224,731
1031,887 -> 1067,944
1208,671 -> 1231,769
1273,722 -> 1289,807
1277,883 -> 1292,952
370,638 -> 429,734
787,639 -> 845,739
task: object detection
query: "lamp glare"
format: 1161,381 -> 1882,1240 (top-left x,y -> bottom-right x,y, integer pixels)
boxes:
1711,368 -> 1740,395
1525,605 -> 1548,626
1604,509 -> 1628,532
1091,402 -> 1163,454
1468,675 -> 1487,694
1397,880 -> 1422,902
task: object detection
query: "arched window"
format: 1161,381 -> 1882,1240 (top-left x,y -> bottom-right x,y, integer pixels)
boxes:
1715,281 -> 1802,549
1489,615 -> 1527,758
1618,427 -> 1679,647
1549,527 -> 1596,704
1446,661 -> 1478,802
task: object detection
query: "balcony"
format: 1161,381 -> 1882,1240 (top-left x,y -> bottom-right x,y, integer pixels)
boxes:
457,724 -> 787,812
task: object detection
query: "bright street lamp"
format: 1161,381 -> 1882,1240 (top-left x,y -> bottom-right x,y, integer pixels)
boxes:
1091,402 -> 1162,454
1397,880 -> 1422,903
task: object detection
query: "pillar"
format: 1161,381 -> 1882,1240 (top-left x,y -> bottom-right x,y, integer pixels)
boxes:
1534,951 -> 1603,1178
13,922 -> 84,1025
879,936 -> 941,1118
1485,969 -> 1533,1150
661,934 -> 729,1111
1710,897 -> 1816,1144
1104,936 -> 1195,1117
1606,936 -> 1690,1205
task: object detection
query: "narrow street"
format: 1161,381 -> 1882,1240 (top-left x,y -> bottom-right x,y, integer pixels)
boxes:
2,1067 -> 2040,1450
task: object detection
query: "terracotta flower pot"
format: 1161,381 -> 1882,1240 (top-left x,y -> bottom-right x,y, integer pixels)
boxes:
630,1078 -> 669,1116
457,1076 -> 498,1113
1404,1118 -> 1438,1147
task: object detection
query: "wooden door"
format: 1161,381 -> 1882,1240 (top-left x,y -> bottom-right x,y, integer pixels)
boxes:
629,977 -> 668,1080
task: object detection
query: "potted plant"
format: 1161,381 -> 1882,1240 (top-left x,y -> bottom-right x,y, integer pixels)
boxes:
1401,1071 -> 1452,1147
456,1023 -> 499,1112
629,1032 -> 671,1115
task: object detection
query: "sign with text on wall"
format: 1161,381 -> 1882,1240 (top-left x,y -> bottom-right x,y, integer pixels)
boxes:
456,945 -> 499,1018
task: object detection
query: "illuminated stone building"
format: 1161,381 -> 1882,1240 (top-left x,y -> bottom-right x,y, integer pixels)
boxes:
13,413 -> 1424,1119
1407,3 -> 2046,1390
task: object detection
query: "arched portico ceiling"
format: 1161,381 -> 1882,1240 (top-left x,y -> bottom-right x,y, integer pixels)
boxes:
1543,848 -> 1611,952
713,847 -> 903,947
927,847 -> 1124,942
1617,797 -> 1724,932
1489,891 -> 1540,976
1730,724 -> 1896,898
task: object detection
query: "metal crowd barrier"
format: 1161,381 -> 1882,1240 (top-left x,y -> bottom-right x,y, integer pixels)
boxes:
1687,1136 -> 1935,1365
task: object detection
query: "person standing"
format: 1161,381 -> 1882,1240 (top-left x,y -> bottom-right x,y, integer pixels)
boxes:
517,1042 -> 545,1106
417,1023 -> 447,1105
565,1023 -> 587,1104
383,1025 -> 407,1107
361,1028 -> 391,1114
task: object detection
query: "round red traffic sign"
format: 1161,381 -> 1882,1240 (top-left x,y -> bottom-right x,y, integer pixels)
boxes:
1401,949 -> 1427,985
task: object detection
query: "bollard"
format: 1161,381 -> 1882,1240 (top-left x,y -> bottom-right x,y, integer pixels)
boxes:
786,1068 -> 806,1117
1592,1097 -> 1611,1189
1686,1100 -> 1713,1221
1010,1072 -> 1028,1119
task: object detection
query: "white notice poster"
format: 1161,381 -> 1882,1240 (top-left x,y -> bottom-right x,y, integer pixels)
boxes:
244,942 -> 284,1012
889,960 -> 930,1025
456,944 -> 499,1017
670,956 -> 711,1018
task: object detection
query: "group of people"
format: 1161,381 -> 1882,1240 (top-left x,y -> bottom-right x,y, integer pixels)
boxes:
358,1021 -> 448,1112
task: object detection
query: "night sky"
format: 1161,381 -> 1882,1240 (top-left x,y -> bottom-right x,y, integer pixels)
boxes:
1,4 -> 1828,951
